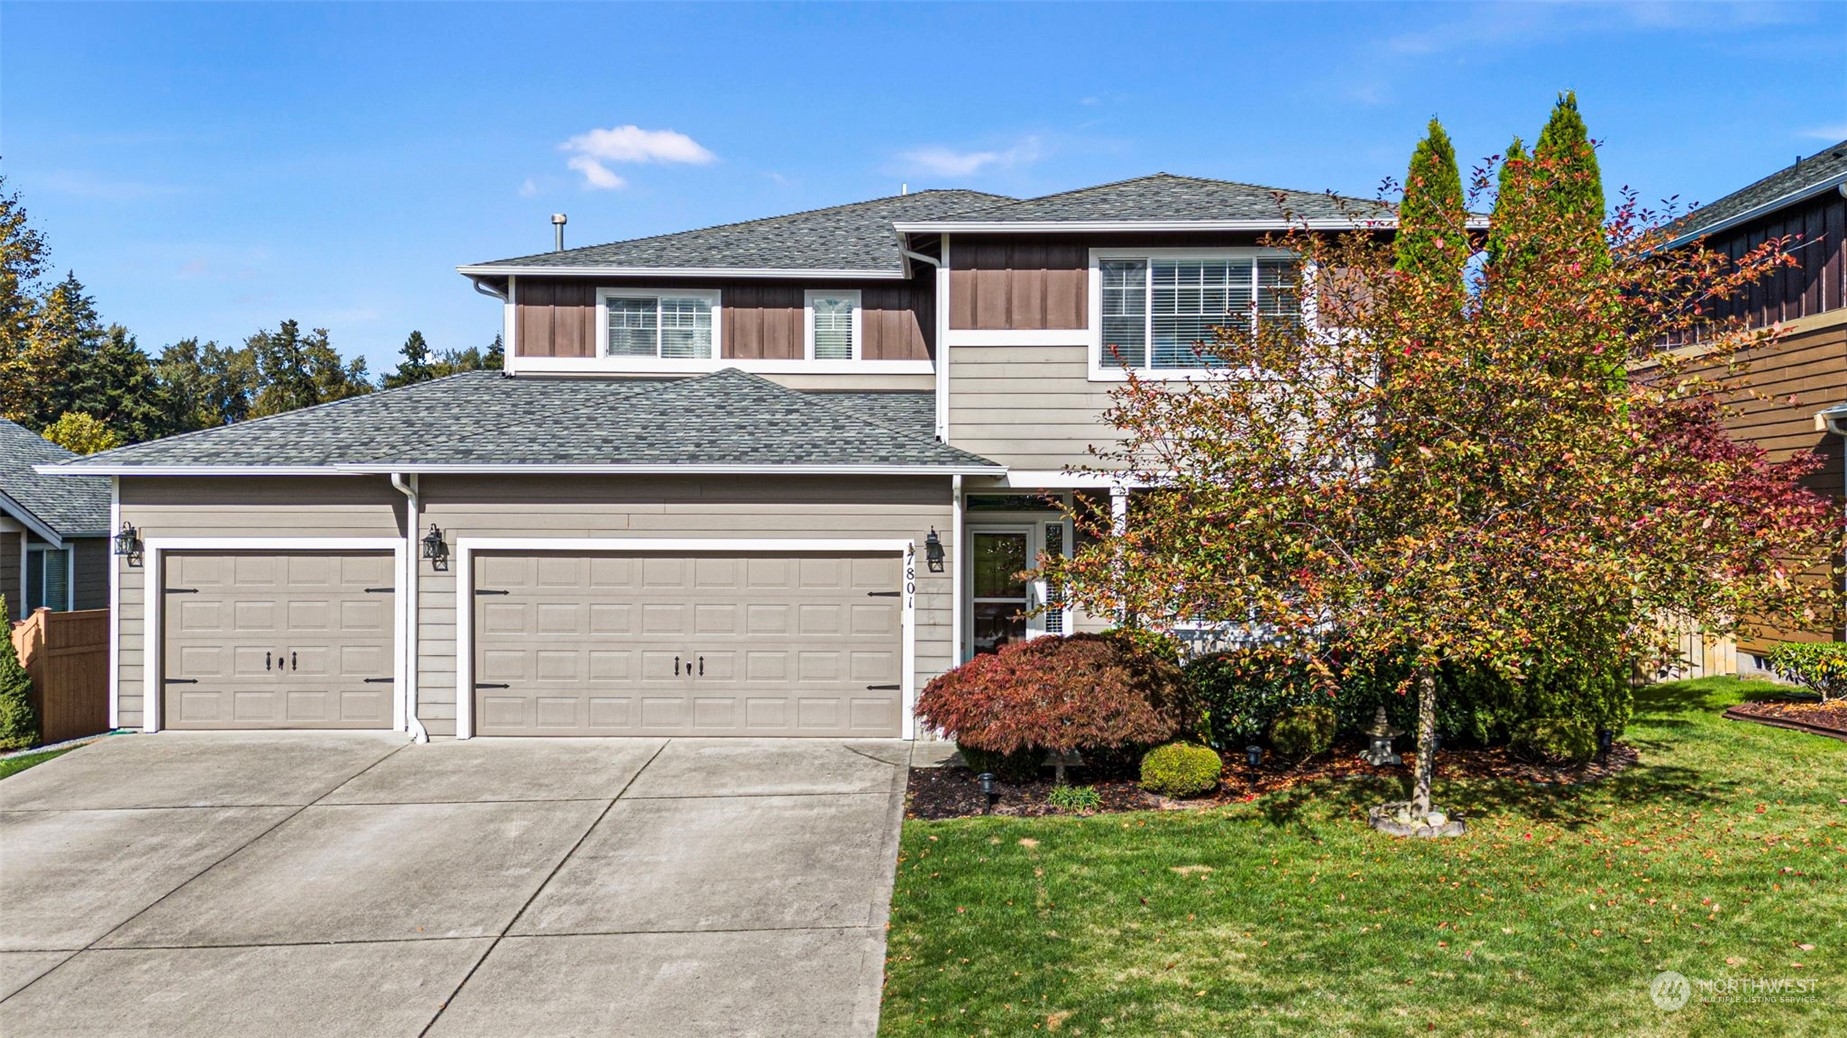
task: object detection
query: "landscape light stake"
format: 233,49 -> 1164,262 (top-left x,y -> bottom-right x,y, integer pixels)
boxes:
1244,744 -> 1263,784
1596,728 -> 1614,764
978,772 -> 997,814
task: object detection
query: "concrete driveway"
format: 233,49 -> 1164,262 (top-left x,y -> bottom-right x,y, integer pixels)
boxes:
0,732 -> 911,1037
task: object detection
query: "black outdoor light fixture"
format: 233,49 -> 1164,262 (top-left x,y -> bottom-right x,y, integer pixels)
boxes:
1596,728 -> 1614,764
924,528 -> 945,573
112,521 -> 142,562
977,772 -> 998,813
1244,744 -> 1263,771
420,524 -> 448,566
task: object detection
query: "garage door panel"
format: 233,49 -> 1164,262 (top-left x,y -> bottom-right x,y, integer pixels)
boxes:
163,551 -> 394,731
474,551 -> 902,737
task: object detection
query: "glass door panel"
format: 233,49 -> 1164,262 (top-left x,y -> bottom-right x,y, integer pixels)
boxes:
970,530 -> 1028,655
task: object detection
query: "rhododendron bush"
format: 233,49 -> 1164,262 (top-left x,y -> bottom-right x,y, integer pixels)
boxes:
1043,97 -> 1841,818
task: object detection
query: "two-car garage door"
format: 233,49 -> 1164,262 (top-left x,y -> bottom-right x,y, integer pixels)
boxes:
472,551 -> 903,738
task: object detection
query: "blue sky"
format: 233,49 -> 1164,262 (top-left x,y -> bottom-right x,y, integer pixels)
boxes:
4,1 -> 1844,374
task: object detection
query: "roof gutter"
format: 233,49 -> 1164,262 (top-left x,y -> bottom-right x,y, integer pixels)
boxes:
41,462 -> 1007,478
1659,171 -> 1847,252
455,264 -> 907,279
467,275 -> 508,302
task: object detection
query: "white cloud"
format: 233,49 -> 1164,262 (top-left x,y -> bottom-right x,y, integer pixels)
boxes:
558,124 -> 716,189
518,178 -> 539,197
1799,123 -> 1847,142
898,137 -> 1043,178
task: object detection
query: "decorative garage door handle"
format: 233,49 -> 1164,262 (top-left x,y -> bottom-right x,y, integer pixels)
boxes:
475,682 -> 510,689
266,651 -> 272,671
164,678 -> 199,684
698,656 -> 704,676
866,684 -> 900,691
866,590 -> 900,597
291,651 -> 297,671
674,655 -> 680,676
474,588 -> 510,596
363,677 -> 393,683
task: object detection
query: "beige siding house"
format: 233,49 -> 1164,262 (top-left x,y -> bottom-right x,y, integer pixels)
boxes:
45,175 -> 1387,741
2,420 -> 112,620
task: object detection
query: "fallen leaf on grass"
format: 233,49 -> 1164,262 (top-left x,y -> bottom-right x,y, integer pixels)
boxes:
1172,865 -> 1214,876
1047,1011 -> 1072,1030
1018,838 -> 1039,849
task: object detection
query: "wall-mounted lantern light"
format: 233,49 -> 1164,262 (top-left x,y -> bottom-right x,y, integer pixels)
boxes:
113,521 -> 142,563
924,528 -> 945,573
421,524 -> 448,567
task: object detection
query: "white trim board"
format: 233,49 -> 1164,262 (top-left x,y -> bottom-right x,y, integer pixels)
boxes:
45,461 -> 1005,477
457,264 -> 908,279
451,536 -> 920,741
136,537 -> 408,735
504,355 -> 932,377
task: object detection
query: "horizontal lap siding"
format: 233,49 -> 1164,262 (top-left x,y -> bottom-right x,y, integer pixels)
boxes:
513,276 -> 934,362
0,532 -> 18,617
114,477 -> 406,729
948,344 -> 1120,469
72,538 -> 108,611
416,475 -> 954,737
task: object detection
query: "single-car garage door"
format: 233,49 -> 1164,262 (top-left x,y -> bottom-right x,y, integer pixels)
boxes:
162,552 -> 395,729
472,551 -> 903,737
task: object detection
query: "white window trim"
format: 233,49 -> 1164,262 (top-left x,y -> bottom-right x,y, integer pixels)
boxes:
452,537 -> 919,741
136,537 -> 409,735
594,287 -> 724,369
804,289 -> 863,362
1086,247 -> 1308,382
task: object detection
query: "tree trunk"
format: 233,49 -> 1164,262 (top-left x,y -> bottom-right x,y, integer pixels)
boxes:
1410,666 -> 1438,815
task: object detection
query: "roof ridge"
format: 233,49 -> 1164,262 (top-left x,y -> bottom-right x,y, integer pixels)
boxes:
940,172 -> 1389,221
475,189 -> 1016,268
58,370 -> 496,469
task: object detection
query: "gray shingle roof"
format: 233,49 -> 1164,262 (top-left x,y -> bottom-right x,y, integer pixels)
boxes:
916,173 -> 1393,225
1669,140 -> 1847,244
47,371 -> 997,473
0,421 -> 112,537
464,190 -> 1013,274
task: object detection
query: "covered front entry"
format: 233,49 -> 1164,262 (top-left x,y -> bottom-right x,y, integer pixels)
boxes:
470,550 -> 905,737
161,551 -> 396,729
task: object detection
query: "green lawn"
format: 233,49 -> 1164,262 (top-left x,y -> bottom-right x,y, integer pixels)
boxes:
881,679 -> 1845,1037
0,746 -> 75,780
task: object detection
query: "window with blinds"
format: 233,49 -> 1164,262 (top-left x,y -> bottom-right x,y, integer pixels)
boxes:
1098,255 -> 1302,370
26,547 -> 70,612
601,292 -> 715,359
806,291 -> 860,361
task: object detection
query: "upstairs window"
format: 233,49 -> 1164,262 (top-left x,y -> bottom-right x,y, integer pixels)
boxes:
805,290 -> 861,361
599,289 -> 718,360
1097,253 -> 1302,371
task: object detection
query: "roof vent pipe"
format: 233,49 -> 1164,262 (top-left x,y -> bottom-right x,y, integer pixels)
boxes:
551,213 -> 567,252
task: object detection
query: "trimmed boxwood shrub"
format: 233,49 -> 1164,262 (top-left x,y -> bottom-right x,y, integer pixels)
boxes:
1140,742 -> 1222,797
917,632 -> 1192,759
1509,717 -> 1596,766
1269,704 -> 1336,761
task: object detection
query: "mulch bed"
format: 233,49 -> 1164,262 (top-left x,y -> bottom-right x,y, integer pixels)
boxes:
906,740 -> 1639,820
1724,695 -> 1847,742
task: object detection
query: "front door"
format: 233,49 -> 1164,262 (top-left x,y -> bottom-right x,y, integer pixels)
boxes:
967,522 -> 1068,656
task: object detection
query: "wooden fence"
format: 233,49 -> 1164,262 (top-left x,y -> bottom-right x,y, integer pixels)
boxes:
11,607 -> 110,745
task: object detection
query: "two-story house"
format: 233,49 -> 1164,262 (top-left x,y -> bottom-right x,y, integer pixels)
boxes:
45,174 -> 1382,741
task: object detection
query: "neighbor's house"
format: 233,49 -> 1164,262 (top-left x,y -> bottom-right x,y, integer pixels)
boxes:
1,420 -> 111,618
41,175 -> 1385,740
1655,139 -> 1847,666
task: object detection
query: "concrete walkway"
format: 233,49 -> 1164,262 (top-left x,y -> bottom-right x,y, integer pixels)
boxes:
0,732 -> 912,1037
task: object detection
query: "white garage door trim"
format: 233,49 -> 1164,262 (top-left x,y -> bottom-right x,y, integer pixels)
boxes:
138,537 -> 409,734
454,537 -> 918,740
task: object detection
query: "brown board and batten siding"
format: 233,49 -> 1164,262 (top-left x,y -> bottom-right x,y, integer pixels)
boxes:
948,239 -> 1088,330
1706,190 -> 1846,331
414,474 -> 954,737
512,276 -> 935,362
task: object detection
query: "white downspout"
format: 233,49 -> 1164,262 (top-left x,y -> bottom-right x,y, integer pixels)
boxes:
951,474 -> 964,664
901,242 -> 950,442
390,471 -> 429,743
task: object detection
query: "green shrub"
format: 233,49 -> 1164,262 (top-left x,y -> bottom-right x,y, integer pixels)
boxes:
1139,742 -> 1222,797
1185,649 -> 1328,749
956,743 -> 1042,784
1269,704 -> 1336,761
1046,784 -> 1102,812
1764,642 -> 1847,703
0,596 -> 37,752
1509,717 -> 1595,766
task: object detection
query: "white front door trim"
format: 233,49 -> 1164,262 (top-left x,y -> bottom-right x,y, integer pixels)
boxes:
452,536 -> 918,740
138,537 -> 408,735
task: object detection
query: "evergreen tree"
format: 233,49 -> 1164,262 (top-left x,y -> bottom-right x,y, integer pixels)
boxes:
483,332 -> 504,370
1393,117 -> 1468,296
68,325 -> 164,442
1486,137 -> 1532,271
248,320 -> 372,417
382,330 -> 434,388
1533,91 -> 1609,271
7,272 -> 104,428
0,595 -> 37,750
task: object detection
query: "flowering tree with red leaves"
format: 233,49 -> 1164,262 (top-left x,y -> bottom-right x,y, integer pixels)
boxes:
1043,117 -> 1840,823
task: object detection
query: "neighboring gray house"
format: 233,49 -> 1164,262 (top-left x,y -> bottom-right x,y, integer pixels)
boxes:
43,175 -> 1386,740
1,420 -> 111,617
